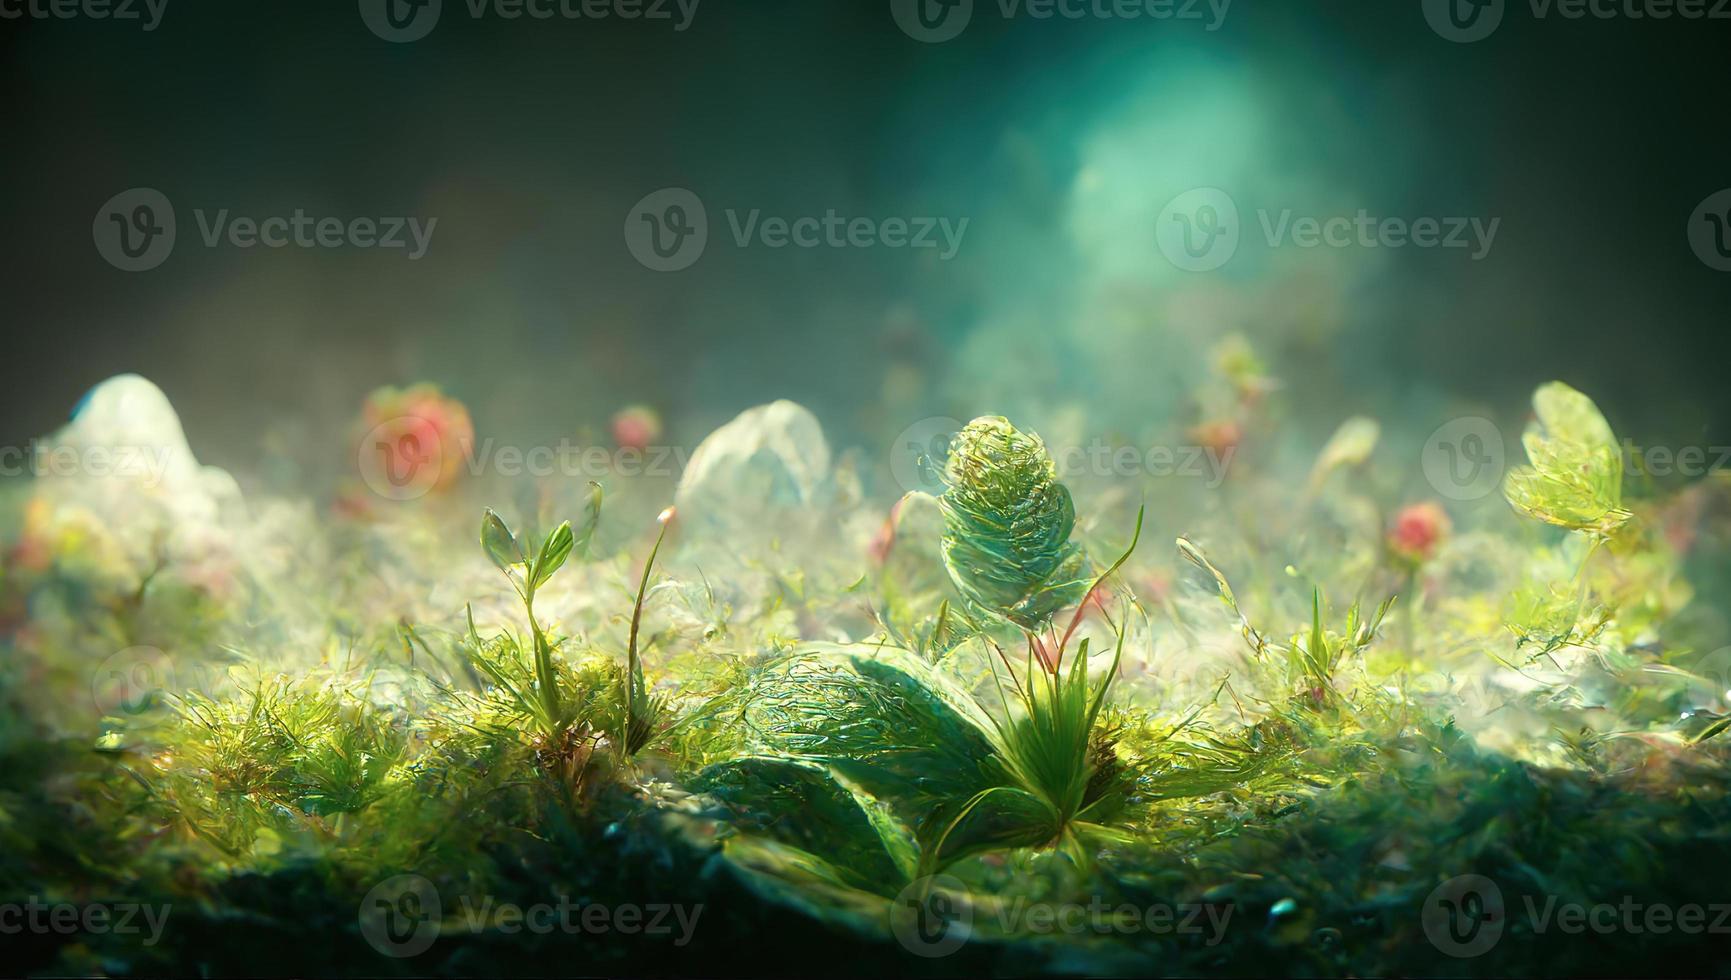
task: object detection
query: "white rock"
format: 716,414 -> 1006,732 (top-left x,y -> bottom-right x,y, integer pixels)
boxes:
674,400 -> 832,540
31,374 -> 243,580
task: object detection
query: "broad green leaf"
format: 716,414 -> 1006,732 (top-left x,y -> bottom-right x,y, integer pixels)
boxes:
1533,380 -> 1616,450
693,755 -> 914,895
827,767 -> 921,883
731,644 -> 1010,852
739,645 -> 1001,806
1503,382 -> 1631,535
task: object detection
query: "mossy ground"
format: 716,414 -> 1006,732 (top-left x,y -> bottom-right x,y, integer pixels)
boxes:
5,383 -> 1731,977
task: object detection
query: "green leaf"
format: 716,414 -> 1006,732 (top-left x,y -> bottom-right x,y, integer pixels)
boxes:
827,766 -> 922,883
1178,536 -> 1267,656
734,644 -> 1004,848
481,509 -> 524,572
1307,588 -> 1329,678
1690,715 -> 1731,745
574,481 -> 603,559
693,755 -> 916,895
1533,380 -> 1616,449
530,521 -> 574,591
926,785 -> 1054,872
1503,382 -> 1631,535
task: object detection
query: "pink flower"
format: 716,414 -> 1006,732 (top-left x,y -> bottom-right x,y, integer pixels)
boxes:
1189,418 -> 1243,459
611,405 -> 663,453
1389,501 -> 1451,563
351,383 -> 474,501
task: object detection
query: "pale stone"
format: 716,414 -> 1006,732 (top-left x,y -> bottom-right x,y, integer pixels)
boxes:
674,400 -> 832,540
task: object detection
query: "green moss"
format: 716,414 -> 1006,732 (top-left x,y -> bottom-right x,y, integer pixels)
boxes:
3,383 -> 1730,976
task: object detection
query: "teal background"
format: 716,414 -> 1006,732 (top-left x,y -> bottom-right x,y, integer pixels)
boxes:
2,0 -> 1727,483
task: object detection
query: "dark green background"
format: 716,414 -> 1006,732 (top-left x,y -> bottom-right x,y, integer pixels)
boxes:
3,0 -> 1727,476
